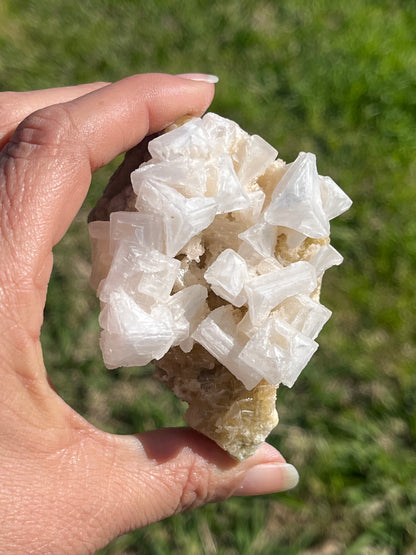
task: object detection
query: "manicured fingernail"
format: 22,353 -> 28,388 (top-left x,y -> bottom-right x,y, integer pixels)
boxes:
234,463 -> 299,496
176,73 -> 219,84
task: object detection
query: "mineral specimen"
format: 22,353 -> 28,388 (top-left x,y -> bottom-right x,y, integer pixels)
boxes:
88,113 -> 352,461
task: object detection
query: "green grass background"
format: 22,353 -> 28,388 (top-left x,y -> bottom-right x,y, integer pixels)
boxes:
1,0 -> 415,553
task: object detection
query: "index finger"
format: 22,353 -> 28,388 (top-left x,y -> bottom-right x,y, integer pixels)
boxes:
64,73 -> 216,170
0,82 -> 110,149
0,72 -> 215,271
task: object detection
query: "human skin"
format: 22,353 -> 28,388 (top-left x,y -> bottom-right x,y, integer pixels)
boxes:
0,74 -> 298,554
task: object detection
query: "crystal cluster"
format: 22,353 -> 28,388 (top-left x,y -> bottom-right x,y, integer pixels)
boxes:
89,113 -> 352,460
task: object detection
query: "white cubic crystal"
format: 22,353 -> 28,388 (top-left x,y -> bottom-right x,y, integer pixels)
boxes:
99,289 -> 175,369
273,294 -> 332,340
204,249 -> 249,307
238,218 -> 278,258
192,306 -> 264,389
109,211 -> 164,254
319,175 -> 353,220
167,284 -> 208,344
308,243 -> 344,276
99,240 -> 180,305
202,112 -> 249,154
206,154 -> 250,213
244,261 -> 317,325
264,152 -> 329,238
134,181 -> 217,256
100,331 -> 153,369
148,118 -> 212,161
236,134 -> 278,187
238,316 -> 318,387
131,158 -> 208,197
235,190 -> 266,225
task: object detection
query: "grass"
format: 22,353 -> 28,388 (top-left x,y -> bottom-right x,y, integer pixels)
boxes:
1,0 -> 415,553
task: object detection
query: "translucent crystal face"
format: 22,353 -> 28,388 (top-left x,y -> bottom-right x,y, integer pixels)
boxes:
89,113 -> 352,392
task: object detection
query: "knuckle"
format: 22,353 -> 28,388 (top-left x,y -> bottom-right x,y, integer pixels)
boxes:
19,105 -> 70,146
176,458 -> 212,512
6,104 -> 78,159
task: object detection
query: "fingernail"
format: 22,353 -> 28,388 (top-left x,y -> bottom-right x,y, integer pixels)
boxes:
234,463 -> 299,496
176,73 -> 219,84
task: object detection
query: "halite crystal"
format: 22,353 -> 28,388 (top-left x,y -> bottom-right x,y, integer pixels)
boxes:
192,305 -> 264,390
244,261 -> 317,326
204,249 -> 249,307
264,152 -> 330,238
89,113 -> 352,460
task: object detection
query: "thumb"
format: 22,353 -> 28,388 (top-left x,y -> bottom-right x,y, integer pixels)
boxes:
95,428 -> 298,539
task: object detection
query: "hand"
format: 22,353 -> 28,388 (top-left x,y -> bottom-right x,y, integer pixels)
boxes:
0,74 -> 299,554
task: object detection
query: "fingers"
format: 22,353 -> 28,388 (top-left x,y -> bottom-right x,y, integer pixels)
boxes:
0,82 -> 110,149
1,422 -> 298,553
47,73 -> 216,171
94,429 -> 298,542
1,74 -> 215,258
0,74 -> 215,349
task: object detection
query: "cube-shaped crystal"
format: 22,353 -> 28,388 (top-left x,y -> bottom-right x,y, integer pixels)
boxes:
99,289 -> 175,368
236,135 -> 278,187
319,175 -> 353,220
238,316 -> 318,387
206,154 -> 250,213
238,218 -> 278,258
135,181 -> 217,256
109,211 -> 164,254
264,152 -> 329,238
308,243 -> 344,276
204,249 -> 249,307
131,158 -> 208,198
273,294 -> 332,339
167,284 -> 208,344
192,306 -> 264,389
99,240 -> 180,305
148,118 -> 211,161
244,261 -> 317,325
